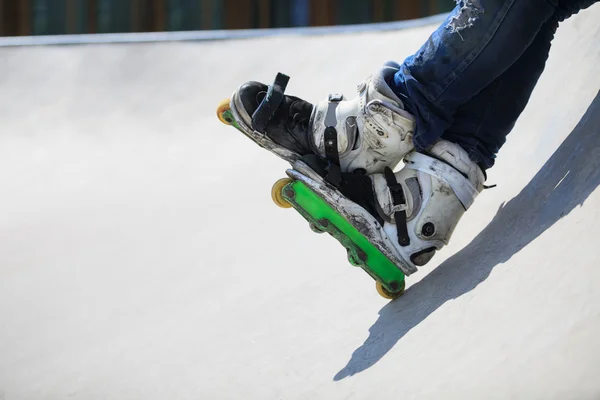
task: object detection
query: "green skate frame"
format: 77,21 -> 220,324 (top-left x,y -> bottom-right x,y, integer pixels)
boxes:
221,108 -> 242,130
282,180 -> 406,297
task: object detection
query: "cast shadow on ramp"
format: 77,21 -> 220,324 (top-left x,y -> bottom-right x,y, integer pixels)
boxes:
334,91 -> 600,381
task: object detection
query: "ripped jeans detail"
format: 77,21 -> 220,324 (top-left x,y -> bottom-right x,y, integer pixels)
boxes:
446,0 -> 485,39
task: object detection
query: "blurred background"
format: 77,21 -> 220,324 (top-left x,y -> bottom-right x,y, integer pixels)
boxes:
0,0 -> 455,37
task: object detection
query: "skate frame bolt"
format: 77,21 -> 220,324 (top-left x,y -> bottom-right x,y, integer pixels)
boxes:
390,281 -> 399,291
318,218 -> 329,228
284,188 -> 295,199
422,222 -> 435,237
356,249 -> 367,262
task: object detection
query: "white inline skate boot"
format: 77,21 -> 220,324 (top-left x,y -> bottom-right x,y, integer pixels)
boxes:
286,139 -> 485,276
223,61 -> 416,174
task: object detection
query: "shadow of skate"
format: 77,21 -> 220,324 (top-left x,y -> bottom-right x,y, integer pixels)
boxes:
334,91 -> 600,381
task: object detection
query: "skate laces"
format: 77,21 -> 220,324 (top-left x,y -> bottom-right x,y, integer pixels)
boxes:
287,101 -> 310,133
289,112 -> 309,131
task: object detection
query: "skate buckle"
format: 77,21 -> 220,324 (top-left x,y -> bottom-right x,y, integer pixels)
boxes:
328,93 -> 344,102
388,181 -> 408,212
391,203 -> 407,213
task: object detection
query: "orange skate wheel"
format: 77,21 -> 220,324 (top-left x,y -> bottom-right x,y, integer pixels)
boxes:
271,178 -> 293,209
376,280 -> 405,300
216,98 -> 233,125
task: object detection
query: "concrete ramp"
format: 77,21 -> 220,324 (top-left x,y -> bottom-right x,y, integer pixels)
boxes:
0,6 -> 599,399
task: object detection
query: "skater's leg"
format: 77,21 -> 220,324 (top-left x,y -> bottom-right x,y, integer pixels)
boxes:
440,0 -> 599,170
554,0 -> 599,21
389,0 -> 572,150
441,18 -> 558,170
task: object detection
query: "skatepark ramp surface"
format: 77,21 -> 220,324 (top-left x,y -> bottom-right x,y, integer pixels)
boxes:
1,6 -> 599,400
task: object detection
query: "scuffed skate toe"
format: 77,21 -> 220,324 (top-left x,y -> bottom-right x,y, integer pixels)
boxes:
232,80 -> 315,156
233,81 -> 268,129
234,81 -> 268,128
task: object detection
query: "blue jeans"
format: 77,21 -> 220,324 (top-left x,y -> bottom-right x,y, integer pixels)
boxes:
389,0 -> 598,170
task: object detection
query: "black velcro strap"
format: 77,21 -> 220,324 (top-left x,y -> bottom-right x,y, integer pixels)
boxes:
322,95 -> 342,167
324,126 -> 340,167
324,161 -> 342,188
251,73 -> 290,133
384,167 -> 410,247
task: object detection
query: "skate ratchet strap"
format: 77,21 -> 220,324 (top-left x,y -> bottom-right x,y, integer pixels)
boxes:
404,152 -> 479,210
324,161 -> 342,187
384,167 -> 410,247
323,94 -> 343,167
251,73 -> 290,133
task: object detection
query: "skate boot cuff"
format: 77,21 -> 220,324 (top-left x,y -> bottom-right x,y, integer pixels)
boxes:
404,152 -> 481,210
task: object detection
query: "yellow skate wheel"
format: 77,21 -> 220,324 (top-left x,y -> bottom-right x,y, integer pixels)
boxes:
217,98 -> 233,125
271,178 -> 293,208
376,280 -> 405,300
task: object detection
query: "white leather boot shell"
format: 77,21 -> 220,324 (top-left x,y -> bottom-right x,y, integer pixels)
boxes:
372,140 -> 485,267
309,63 -> 416,174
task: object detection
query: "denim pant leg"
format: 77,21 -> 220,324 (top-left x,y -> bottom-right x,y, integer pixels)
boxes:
440,0 -> 599,169
388,0 -> 559,150
441,19 -> 558,169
